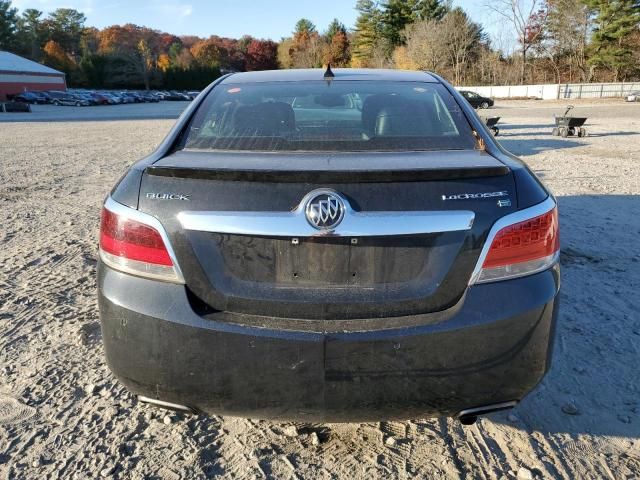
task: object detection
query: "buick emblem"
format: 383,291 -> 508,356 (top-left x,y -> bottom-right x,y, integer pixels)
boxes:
304,190 -> 345,230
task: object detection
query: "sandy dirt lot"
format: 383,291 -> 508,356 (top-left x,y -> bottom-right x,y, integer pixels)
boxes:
0,100 -> 639,479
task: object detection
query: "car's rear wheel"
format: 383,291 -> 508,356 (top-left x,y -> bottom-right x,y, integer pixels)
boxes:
481,101 -> 490,109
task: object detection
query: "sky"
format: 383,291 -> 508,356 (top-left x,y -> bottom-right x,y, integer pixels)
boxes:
11,0 -> 506,46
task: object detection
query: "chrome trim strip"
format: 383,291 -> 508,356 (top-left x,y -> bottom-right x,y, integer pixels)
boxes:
178,191 -> 475,238
103,197 -> 185,283
468,196 -> 557,285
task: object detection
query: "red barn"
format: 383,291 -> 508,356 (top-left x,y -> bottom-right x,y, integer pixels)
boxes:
0,51 -> 66,100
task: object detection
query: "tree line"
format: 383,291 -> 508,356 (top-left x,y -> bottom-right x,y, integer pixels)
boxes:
0,2 -> 278,89
347,0 -> 639,84
0,0 -> 638,90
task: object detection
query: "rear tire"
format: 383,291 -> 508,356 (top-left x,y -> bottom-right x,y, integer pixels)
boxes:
481,102 -> 489,109
561,128 -> 568,138
551,127 -> 559,136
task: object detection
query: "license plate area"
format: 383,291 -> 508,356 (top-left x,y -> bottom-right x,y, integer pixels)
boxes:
216,234 -> 431,286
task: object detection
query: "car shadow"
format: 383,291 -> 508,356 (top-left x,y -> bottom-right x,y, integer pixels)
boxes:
497,137 -> 584,156
582,131 -> 640,138
486,194 -> 640,441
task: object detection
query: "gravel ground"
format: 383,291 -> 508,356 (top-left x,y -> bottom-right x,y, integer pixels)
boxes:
0,100 -> 639,479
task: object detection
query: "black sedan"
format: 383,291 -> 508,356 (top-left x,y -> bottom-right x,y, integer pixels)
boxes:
11,91 -> 48,104
98,69 -> 559,424
459,90 -> 494,109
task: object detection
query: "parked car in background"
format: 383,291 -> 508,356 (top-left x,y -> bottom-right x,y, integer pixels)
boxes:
24,88 -> 194,106
37,91 -> 53,104
91,93 -> 113,105
459,90 -> 494,109
48,91 -> 90,106
166,90 -> 191,101
140,92 -> 160,103
625,91 -> 639,102
46,91 -> 70,105
75,92 -> 100,106
11,91 -> 46,104
152,91 -> 170,100
98,92 -> 121,104
98,68 -> 560,424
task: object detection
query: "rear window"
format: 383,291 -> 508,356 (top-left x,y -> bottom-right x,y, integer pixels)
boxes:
181,81 -> 476,152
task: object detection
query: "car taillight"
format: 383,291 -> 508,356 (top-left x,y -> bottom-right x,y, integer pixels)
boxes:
473,202 -> 559,284
99,199 -> 183,283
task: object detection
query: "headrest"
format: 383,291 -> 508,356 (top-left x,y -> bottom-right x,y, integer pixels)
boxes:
362,94 -> 437,137
232,101 -> 295,136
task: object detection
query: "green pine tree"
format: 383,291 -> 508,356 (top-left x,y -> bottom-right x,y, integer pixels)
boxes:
294,18 -> 317,36
584,0 -> 640,80
16,8 -> 44,59
0,0 -> 18,50
352,0 -> 383,65
325,18 -> 347,40
380,0 -> 448,47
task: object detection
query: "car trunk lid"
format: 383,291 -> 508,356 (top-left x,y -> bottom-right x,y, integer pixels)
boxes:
138,150 -> 516,320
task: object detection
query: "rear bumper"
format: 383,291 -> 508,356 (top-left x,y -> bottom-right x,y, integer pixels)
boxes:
98,262 -> 559,422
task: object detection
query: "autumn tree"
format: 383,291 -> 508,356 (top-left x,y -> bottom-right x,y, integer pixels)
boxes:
43,39 -> 75,71
277,37 -> 294,68
289,18 -> 323,68
322,19 -> 350,66
191,38 -> 224,68
172,46 -> 195,69
246,39 -> 278,70
392,46 -> 418,69
485,0 -> 548,84
179,35 -> 200,49
190,36 -> 246,71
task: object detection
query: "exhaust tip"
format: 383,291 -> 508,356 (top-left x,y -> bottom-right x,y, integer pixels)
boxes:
138,395 -> 197,414
459,414 -> 478,425
457,400 -> 518,425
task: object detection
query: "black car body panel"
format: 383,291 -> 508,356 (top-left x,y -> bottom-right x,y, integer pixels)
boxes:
98,69 -> 559,421
98,263 -> 559,421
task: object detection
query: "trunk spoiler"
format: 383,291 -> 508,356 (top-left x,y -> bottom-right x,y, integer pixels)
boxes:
145,165 -> 510,183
